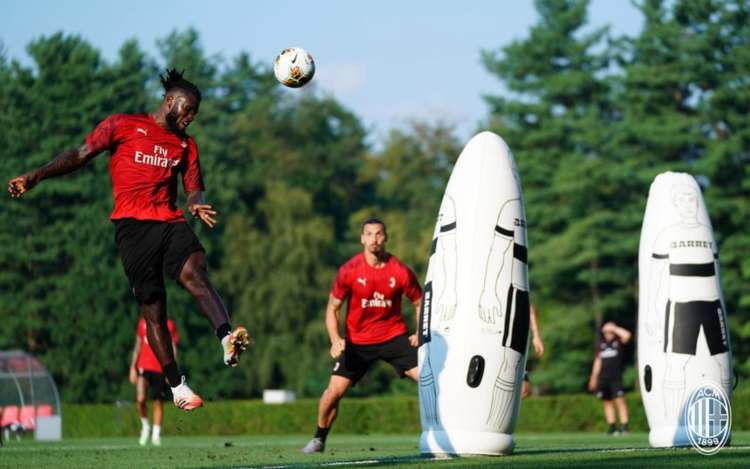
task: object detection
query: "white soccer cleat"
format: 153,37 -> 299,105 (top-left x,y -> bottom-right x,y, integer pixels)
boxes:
301,437 -> 325,454
139,425 -> 150,446
151,434 -> 161,446
172,376 -> 204,411
222,326 -> 251,367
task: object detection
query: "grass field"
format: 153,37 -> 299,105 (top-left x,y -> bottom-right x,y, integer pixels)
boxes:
2,432 -> 748,468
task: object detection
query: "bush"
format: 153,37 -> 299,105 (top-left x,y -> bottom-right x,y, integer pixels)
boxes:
62,388 -> 749,438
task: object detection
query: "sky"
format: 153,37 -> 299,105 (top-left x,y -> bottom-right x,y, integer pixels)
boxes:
1,1 -> 642,143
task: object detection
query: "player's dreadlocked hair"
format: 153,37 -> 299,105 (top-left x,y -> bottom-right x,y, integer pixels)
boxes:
159,68 -> 202,101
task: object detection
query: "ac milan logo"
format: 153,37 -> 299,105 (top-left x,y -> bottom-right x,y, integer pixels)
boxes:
685,382 -> 731,455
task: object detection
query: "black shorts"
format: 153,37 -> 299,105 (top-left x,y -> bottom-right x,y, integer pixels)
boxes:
139,370 -> 171,401
596,375 -> 624,400
333,334 -> 417,385
114,219 -> 204,304
502,286 -> 530,354
665,300 -> 729,356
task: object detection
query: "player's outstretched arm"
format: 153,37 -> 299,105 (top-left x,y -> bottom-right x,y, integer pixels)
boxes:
8,143 -> 98,198
186,190 -> 218,228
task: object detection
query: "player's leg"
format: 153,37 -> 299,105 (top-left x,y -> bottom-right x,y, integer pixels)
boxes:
603,399 -> 618,435
135,373 -> 150,446
152,399 -> 163,446
302,375 -> 353,454
148,371 -> 167,446
142,301 -> 203,411
141,300 -> 178,385
115,219 -> 200,409
614,396 -> 629,434
303,343 -> 369,453
166,223 -> 249,367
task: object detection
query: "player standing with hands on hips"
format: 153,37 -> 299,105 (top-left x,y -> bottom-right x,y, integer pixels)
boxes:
302,218 -> 423,453
8,69 -> 250,411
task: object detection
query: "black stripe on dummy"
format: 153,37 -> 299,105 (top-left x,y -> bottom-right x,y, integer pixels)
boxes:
430,238 -> 437,256
440,222 -> 457,233
669,262 -> 715,277
513,243 -> 528,263
418,282 -> 433,345
502,287 -> 514,348
495,225 -> 514,237
663,300 -> 670,353
652,253 -> 668,260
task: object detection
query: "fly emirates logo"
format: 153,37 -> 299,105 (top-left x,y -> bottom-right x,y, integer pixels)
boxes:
362,291 -> 392,309
134,145 -> 180,168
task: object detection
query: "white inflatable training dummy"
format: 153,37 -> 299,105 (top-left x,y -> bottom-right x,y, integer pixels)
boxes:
418,131 -> 529,455
638,171 -> 732,447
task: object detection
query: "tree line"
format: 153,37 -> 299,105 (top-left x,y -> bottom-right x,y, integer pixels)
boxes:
0,0 -> 747,402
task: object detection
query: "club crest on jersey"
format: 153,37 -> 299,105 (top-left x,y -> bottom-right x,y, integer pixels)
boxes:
181,140 -> 188,148
389,276 -> 396,288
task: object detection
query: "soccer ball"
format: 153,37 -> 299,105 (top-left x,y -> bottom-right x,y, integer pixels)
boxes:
273,47 -> 315,88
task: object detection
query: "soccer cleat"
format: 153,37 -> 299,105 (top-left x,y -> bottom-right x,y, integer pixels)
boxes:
139,425 -> 150,446
301,437 -> 325,454
222,326 -> 251,367
151,435 -> 161,446
172,376 -> 204,411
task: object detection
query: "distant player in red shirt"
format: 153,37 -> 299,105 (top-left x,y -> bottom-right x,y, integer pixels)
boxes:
8,69 -> 249,411
129,318 -> 179,446
302,218 -> 423,453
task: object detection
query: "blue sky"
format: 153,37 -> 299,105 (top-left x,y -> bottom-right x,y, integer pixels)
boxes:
1,1 -> 642,143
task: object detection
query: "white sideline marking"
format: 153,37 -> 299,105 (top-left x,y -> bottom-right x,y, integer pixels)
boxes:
243,446 -> 750,469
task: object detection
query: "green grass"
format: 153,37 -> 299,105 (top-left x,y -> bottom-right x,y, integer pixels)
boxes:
2,432 -> 748,468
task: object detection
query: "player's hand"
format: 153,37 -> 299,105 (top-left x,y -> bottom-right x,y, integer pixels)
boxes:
408,333 -> 419,348
587,377 -> 597,392
189,203 -> 218,228
330,337 -> 346,358
8,172 -> 40,198
129,366 -> 137,385
533,336 -> 545,357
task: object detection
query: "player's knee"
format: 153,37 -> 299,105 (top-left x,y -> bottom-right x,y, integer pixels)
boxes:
141,302 -> 166,321
179,265 -> 210,295
324,384 -> 346,402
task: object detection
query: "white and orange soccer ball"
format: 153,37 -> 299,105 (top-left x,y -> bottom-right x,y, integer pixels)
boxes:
273,47 -> 315,88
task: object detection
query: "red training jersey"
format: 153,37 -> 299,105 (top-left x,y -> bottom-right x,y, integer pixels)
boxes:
135,318 -> 179,373
86,113 -> 204,222
331,253 -> 422,345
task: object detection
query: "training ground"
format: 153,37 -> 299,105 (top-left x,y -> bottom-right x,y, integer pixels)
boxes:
2,432 -> 749,468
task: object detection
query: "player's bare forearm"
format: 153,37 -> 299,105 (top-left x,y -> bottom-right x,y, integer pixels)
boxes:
412,297 -> 422,332
186,190 -> 218,227
325,295 -> 344,343
130,338 -> 141,369
614,326 -> 632,344
8,143 -> 95,197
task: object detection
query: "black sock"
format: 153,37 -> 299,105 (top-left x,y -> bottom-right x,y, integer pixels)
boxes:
215,323 -> 231,341
163,362 -> 181,387
315,426 -> 330,441
607,423 -> 616,434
